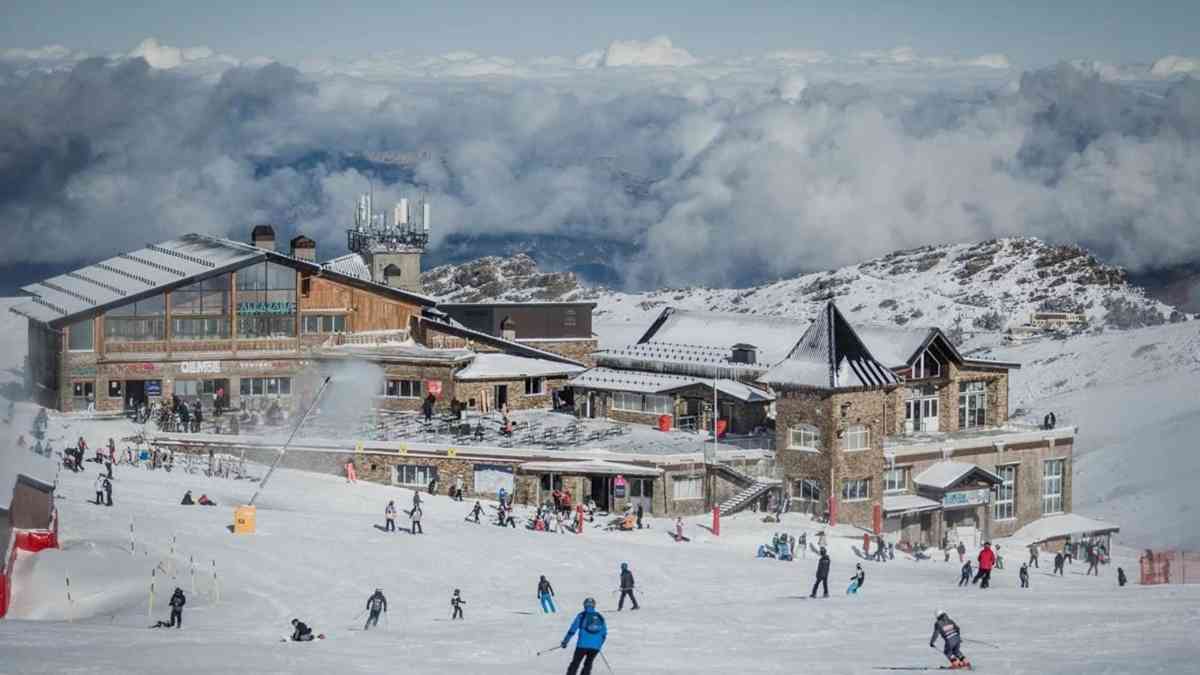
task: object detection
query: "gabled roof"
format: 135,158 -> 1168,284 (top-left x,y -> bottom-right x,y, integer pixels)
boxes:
569,367 -> 774,403
855,326 -> 944,369
914,461 -> 1003,490
757,302 -> 899,390
637,307 -> 806,366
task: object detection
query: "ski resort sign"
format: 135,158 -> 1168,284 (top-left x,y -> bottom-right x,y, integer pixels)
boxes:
942,488 -> 990,509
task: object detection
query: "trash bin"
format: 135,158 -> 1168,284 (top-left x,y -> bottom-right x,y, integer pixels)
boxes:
657,415 -> 672,432
234,505 -> 256,534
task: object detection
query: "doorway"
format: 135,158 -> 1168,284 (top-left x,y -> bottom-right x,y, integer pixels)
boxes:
629,478 -> 653,514
590,475 -> 612,512
126,380 -> 148,408
493,384 -> 509,411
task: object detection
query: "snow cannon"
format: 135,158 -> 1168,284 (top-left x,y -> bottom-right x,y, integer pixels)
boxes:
234,505 -> 256,534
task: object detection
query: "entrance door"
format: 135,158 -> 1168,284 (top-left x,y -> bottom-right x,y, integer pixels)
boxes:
126,380 -> 147,408
494,384 -> 509,411
72,381 -> 95,410
590,476 -> 611,512
629,478 -> 653,514
921,397 -> 939,432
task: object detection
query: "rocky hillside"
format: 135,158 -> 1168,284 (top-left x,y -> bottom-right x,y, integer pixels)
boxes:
422,238 -> 1187,339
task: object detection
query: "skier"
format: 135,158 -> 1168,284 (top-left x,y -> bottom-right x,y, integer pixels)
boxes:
958,561 -> 972,587
104,475 -> 113,507
1019,563 -> 1030,588
412,490 -> 422,509
930,610 -> 971,670
94,474 -> 106,505
1028,542 -> 1040,568
618,562 -> 639,610
810,546 -> 831,598
410,505 -> 423,534
384,501 -> 396,532
847,563 -> 865,594
875,535 -> 887,562
1118,567 -> 1128,587
153,588 -> 186,628
538,575 -> 557,614
451,589 -> 465,620
290,618 -> 315,641
1053,551 -> 1065,576
973,542 -> 995,588
560,597 -> 607,675
365,588 -> 387,630
470,501 -> 484,523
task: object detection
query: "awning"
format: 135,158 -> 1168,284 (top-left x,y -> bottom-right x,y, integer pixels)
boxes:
914,461 -> 1002,490
883,494 -> 942,515
1012,514 -> 1120,544
518,460 -> 661,477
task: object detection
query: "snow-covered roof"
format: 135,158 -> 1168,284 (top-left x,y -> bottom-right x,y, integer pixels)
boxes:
455,353 -> 586,381
758,302 -> 899,390
1012,514 -> 1120,543
322,252 -> 372,281
569,367 -> 773,403
518,460 -> 661,477
855,326 -> 937,368
11,234 -> 269,324
322,341 -> 474,364
638,308 -> 805,366
595,341 -> 767,378
914,461 -> 1003,490
882,494 -> 942,514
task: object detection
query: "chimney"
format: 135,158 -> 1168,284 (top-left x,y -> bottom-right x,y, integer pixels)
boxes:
383,264 -> 403,288
289,235 -> 316,262
731,343 -> 757,365
501,315 -> 517,341
251,224 -> 276,251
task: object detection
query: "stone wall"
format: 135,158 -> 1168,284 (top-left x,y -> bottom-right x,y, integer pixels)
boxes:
943,363 -> 1010,431
454,376 -> 568,412
775,388 -> 833,512
828,389 -> 893,528
517,338 -> 598,366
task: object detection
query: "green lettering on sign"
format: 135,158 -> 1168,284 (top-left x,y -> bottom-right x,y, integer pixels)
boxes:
237,301 -> 296,316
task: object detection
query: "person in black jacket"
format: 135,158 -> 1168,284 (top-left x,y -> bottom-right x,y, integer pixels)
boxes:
181,490 -> 194,505
365,589 -> 387,630
1053,552 -> 1065,576
538,575 -> 557,613
1118,567 -> 1128,587
451,589 -> 465,620
153,588 -> 187,628
1019,563 -> 1030,588
959,561 -> 973,587
291,619 -> 314,641
811,547 -> 831,598
103,475 -> 113,507
635,503 -> 644,529
930,610 -> 970,669
618,562 -> 639,611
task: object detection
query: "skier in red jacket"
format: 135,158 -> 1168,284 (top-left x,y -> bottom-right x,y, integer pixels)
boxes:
973,542 -> 996,588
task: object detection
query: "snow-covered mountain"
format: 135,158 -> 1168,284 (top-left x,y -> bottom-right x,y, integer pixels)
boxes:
422,238 -> 1187,345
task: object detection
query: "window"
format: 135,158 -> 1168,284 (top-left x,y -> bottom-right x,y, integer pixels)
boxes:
72,381 -> 94,399
105,295 -> 166,342
394,464 -> 438,487
788,424 -> 821,450
841,424 -> 870,451
672,475 -> 703,500
171,275 -> 230,340
629,478 -> 653,499
793,479 -> 823,504
959,381 -> 987,429
382,379 -> 422,399
612,391 -> 672,415
524,377 -> 544,396
1042,459 -> 1065,515
841,478 -> 870,501
108,380 -> 123,399
236,262 -> 297,338
563,308 -> 577,330
912,350 -> 941,379
240,377 -> 292,397
67,318 -> 94,351
302,314 -> 346,334
994,464 -> 1017,520
175,380 -> 223,399
883,467 -> 909,494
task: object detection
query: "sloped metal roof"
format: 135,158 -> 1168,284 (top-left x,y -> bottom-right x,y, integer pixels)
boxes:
914,461 -> 1003,490
322,252 -> 372,281
570,366 -> 773,403
758,302 -> 899,389
637,307 -> 805,366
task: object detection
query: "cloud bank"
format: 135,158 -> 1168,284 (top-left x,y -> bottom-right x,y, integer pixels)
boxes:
1,37 -> 1199,290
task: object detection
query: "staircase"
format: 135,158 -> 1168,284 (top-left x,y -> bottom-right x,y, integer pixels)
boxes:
718,479 -> 781,516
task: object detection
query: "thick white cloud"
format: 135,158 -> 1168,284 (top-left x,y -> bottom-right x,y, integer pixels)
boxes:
127,38 -> 238,70
586,36 -> 700,68
1152,55 -> 1200,78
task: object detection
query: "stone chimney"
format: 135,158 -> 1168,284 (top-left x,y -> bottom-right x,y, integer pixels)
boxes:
501,315 -> 517,340
731,343 -> 758,365
251,225 -> 276,251
289,235 -> 316,262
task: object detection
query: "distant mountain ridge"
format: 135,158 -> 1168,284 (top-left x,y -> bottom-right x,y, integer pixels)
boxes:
422,238 -> 1188,335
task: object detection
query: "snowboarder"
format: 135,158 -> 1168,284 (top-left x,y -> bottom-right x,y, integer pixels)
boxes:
973,542 -> 995,588
384,501 -> 396,532
959,561 -> 972,587
290,618 -> 315,641
1028,542 -> 1040,568
930,610 -> 971,670
810,547 -> 831,598
104,475 -> 113,507
847,563 -> 865,594
1020,563 -> 1030,588
1118,567 -> 1128,587
470,501 -> 483,523
365,588 -> 387,630
152,587 -> 186,628
197,494 -> 215,506
561,597 -> 607,675
410,505 -> 423,534
538,575 -> 557,613
451,589 -> 465,620
94,474 -> 106,505
1053,552 -> 1065,576
618,562 -> 639,611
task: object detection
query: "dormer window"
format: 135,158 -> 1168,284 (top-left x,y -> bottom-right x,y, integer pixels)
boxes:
912,349 -> 941,379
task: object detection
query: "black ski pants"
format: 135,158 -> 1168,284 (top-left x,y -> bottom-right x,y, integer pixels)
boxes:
384,519 -> 395,532
618,589 -> 639,610
411,521 -> 423,534
566,647 -> 599,675
105,489 -> 113,507
810,576 -> 829,597
170,608 -> 182,628
1029,553 -> 1039,568
365,610 -> 381,629
973,568 -> 991,588
452,606 -> 463,620
942,636 -> 964,662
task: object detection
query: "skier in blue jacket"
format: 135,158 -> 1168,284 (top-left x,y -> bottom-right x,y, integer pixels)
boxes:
561,597 -> 607,675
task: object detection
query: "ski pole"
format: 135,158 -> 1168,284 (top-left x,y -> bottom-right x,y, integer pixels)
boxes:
600,652 -> 614,674
536,645 -> 563,656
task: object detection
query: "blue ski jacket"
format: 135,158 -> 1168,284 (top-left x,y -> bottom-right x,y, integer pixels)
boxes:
562,608 -> 607,651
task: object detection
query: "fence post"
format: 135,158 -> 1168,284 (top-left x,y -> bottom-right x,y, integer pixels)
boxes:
65,573 -> 74,623
211,559 -> 219,605
149,568 -> 156,622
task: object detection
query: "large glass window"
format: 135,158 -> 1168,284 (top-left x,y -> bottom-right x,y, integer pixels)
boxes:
105,295 -> 166,342
394,464 -> 438,487
1042,459 -> 1065,515
794,479 -> 823,504
381,379 -> 422,398
237,262 -> 297,338
994,464 -> 1017,520
912,350 -> 941,379
240,377 -> 292,398
524,377 -> 545,396
67,317 -> 94,351
302,314 -> 346,334
883,467 -> 909,494
959,381 -> 987,429
672,475 -> 703,500
841,478 -> 870,501
612,391 -> 672,415
171,275 -> 230,340
842,424 -> 870,451
788,424 -> 821,450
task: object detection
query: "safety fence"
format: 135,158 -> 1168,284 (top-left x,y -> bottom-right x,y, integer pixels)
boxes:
1139,550 -> 1200,585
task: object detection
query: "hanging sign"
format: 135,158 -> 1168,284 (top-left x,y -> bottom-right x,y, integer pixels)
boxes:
943,488 -> 991,509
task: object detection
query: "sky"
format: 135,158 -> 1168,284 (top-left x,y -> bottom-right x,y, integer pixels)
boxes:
2,0 -> 1199,68
1,1 -> 1199,293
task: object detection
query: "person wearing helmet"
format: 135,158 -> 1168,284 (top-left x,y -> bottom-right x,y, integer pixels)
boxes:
847,563 -> 865,595
561,597 -> 607,675
451,589 -> 465,620
617,563 -> 639,611
290,618 -> 314,642
365,588 -> 388,630
930,610 -> 970,669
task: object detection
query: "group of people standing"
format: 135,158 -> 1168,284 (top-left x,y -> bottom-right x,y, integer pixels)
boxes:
383,492 -> 424,534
